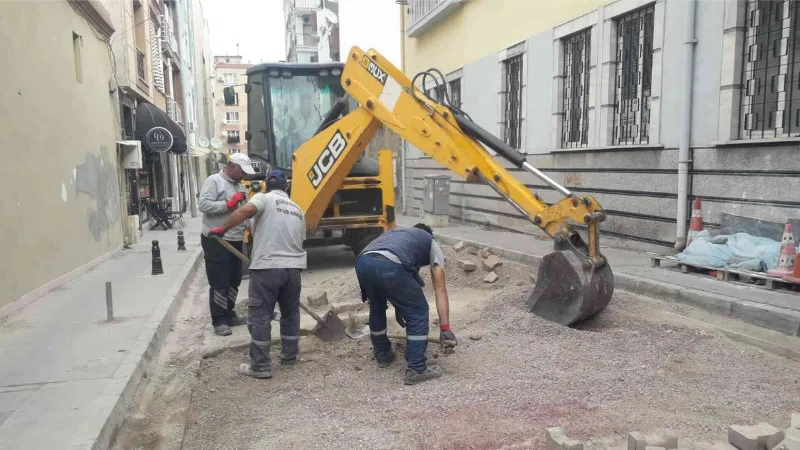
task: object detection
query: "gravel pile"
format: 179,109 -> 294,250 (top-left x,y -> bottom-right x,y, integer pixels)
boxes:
182,285 -> 800,450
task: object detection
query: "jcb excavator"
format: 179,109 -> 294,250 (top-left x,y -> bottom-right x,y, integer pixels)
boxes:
236,47 -> 614,326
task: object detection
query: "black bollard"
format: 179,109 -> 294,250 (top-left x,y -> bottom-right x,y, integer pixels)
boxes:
151,240 -> 164,275
177,231 -> 186,251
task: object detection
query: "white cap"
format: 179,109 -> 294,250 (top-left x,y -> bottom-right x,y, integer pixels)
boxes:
229,153 -> 255,175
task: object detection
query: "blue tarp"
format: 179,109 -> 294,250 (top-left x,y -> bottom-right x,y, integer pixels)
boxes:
677,230 -> 797,272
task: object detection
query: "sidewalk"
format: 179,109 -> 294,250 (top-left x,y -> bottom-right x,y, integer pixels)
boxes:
0,216 -> 204,450
398,215 -> 800,336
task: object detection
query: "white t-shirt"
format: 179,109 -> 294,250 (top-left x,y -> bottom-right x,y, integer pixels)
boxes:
248,190 -> 307,270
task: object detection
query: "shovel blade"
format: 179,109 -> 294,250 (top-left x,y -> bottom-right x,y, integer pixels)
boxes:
312,310 -> 347,342
527,249 -> 614,326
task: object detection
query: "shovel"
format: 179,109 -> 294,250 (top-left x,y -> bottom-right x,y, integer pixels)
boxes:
211,236 -> 346,342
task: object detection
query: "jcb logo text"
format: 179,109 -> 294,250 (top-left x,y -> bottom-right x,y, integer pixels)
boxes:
308,130 -> 348,189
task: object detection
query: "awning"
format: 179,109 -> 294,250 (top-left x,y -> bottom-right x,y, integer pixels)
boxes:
134,102 -> 187,155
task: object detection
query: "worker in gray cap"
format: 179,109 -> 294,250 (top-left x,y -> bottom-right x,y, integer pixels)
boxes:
209,170 -> 307,379
198,153 -> 255,336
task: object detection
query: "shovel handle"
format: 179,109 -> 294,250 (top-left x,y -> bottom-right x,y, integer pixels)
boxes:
211,235 -> 251,264
298,301 -> 327,325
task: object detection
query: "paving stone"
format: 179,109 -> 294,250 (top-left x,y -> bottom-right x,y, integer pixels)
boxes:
628,432 -> 648,450
457,260 -> 477,272
482,255 -> 503,271
644,431 -> 678,449
546,427 -> 583,450
728,423 -> 784,450
453,241 -> 466,252
480,248 -> 494,259
466,246 -> 479,255
483,272 -> 499,283
792,413 -> 800,429
307,291 -> 329,307
331,302 -> 366,314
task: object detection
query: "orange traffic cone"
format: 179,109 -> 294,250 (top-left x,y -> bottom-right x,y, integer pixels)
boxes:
785,248 -> 800,284
768,223 -> 796,277
686,198 -> 704,247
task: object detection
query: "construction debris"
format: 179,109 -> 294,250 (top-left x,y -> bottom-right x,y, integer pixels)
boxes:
481,248 -> 494,259
482,255 -> 503,271
546,427 -> 583,450
307,291 -> 329,307
627,431 -> 677,450
468,334 -> 482,341
457,260 -> 477,272
453,241 -> 466,252
728,423 -> 784,450
483,272 -> 499,283
466,246 -> 479,255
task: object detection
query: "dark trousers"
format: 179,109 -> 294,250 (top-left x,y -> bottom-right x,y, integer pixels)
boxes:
247,268 -> 302,371
201,235 -> 243,326
355,254 -> 429,372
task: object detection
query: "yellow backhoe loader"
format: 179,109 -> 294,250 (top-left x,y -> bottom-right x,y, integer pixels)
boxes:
234,47 -> 614,326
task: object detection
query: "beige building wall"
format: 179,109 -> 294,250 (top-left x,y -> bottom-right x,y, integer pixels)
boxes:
402,0 -> 606,76
213,56 -> 251,154
0,1 -> 123,309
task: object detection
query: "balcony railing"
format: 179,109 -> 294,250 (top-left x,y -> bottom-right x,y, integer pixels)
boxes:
300,33 -> 320,47
407,0 -> 466,37
294,0 -> 320,10
167,97 -> 182,123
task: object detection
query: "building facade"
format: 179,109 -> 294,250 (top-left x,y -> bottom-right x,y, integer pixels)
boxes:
0,0 -> 123,309
401,0 -> 800,252
213,56 -> 251,155
284,0 -> 340,63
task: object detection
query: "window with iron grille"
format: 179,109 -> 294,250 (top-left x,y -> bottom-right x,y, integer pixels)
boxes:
426,84 -> 446,103
448,78 -> 461,109
562,28 -> 591,148
501,54 -> 524,149
739,0 -> 800,139
227,130 -> 240,144
612,4 -> 654,146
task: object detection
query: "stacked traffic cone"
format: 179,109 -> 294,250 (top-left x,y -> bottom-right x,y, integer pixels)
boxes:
767,223 -> 796,277
686,198 -> 704,247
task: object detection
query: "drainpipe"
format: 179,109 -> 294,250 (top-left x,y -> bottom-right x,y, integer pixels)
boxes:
399,2 -> 408,213
675,0 -> 697,250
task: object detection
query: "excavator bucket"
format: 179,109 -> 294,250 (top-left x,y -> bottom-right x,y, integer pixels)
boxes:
527,249 -> 614,326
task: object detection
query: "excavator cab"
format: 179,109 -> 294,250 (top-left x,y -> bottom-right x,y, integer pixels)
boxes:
240,62 -> 395,254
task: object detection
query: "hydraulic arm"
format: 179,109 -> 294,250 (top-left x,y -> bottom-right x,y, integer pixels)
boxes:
288,47 -> 614,326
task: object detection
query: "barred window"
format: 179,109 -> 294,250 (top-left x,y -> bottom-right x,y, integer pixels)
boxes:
739,0 -> 800,139
449,78 -> 462,109
426,85 -> 446,103
613,4 -> 654,146
562,28 -> 591,148
501,54 -> 524,149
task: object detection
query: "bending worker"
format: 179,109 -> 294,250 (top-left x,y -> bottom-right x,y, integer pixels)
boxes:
355,224 -> 457,385
208,170 -> 307,379
198,153 -> 255,336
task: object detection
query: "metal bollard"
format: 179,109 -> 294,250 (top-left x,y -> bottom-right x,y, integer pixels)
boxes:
177,231 -> 186,251
151,240 -> 164,275
105,281 -> 114,321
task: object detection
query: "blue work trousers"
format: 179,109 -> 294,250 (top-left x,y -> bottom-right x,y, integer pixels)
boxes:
355,254 -> 430,372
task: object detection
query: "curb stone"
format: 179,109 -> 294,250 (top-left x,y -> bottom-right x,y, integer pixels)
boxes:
90,246 -> 204,450
433,231 -> 800,337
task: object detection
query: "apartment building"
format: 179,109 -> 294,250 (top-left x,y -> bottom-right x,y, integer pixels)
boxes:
0,0 -> 122,309
284,0 -> 340,63
213,55 -> 251,154
400,0 -> 800,252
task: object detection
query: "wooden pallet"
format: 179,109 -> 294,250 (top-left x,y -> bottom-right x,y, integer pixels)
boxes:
650,255 -> 800,291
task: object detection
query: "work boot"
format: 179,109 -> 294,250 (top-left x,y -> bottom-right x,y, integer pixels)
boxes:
376,352 -> 396,369
280,357 -> 297,366
404,364 -> 442,385
214,324 -> 232,336
238,363 -> 272,379
227,313 -> 247,327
